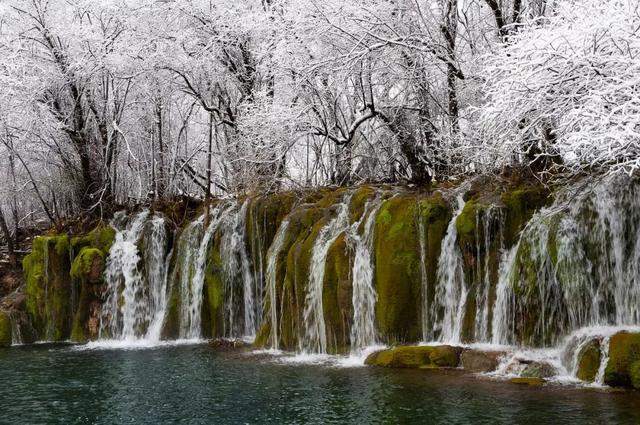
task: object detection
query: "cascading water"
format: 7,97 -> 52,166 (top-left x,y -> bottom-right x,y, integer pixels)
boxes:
100,211 -> 149,340
349,197 -> 383,353
175,216 -> 205,339
473,207 -> 504,343
300,194 -> 352,354
264,219 -> 290,350
190,210 -> 223,339
431,195 -> 467,344
218,200 -> 257,339
144,216 -> 169,341
492,174 -> 640,347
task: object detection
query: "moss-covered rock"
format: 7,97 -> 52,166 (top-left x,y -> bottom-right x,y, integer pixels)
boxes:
576,339 -> 601,382
23,235 -> 73,341
365,345 -> 460,369
604,331 -> 640,387
460,349 -> 504,373
501,185 -> 551,246
365,346 -> 435,368
374,195 -> 422,343
69,247 -> 107,342
520,362 -> 556,379
428,345 -> 462,367
0,311 -> 11,347
70,225 -> 116,256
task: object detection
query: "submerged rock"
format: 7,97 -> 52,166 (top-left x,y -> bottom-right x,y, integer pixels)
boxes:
509,377 -> 545,386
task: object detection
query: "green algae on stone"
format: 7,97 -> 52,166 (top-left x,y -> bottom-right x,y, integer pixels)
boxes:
629,361 -> 640,390
23,235 -> 73,341
429,345 -> 462,367
501,186 -> 551,246
0,311 -> 11,347
374,195 -> 422,344
604,332 -> 640,387
576,339 -> 601,382
69,247 -> 106,342
365,346 -> 435,368
71,225 -> 116,256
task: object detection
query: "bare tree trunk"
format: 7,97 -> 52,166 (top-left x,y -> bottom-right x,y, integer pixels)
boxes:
0,208 -> 17,268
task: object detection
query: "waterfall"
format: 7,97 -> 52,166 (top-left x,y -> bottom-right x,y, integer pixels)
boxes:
9,312 -> 23,345
474,207 -> 504,343
144,216 -> 168,341
100,210 -> 150,340
431,195 -> 467,344
180,206 -> 226,339
264,219 -> 289,350
216,201 -> 256,338
349,197 -> 383,353
175,216 -> 205,338
491,175 -> 640,346
301,195 -> 352,354
491,244 -> 519,345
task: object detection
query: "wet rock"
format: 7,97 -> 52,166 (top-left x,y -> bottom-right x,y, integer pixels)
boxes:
576,339 -> 601,383
209,338 -> 251,351
365,345 -> 461,369
429,345 -> 462,367
520,362 -> 557,379
460,349 -> 505,373
604,331 -> 640,388
365,346 -> 434,368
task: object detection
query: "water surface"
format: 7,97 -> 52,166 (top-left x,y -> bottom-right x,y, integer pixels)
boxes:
1,344 -> 639,424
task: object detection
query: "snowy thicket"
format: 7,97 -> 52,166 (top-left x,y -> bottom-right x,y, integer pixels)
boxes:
0,0 -> 638,229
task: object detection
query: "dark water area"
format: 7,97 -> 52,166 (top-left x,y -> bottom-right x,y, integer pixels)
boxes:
1,344 -> 639,424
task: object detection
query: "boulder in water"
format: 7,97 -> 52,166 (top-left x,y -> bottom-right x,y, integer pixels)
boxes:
576,339 -> 601,383
604,331 -> 640,388
365,345 -> 461,369
520,362 -> 557,379
429,345 -> 462,367
460,349 -> 505,373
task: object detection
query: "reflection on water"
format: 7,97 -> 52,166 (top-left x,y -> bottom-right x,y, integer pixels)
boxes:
1,344 -> 639,424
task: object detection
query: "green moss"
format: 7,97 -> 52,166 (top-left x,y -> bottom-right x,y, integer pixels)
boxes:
576,340 -> 601,382
374,195 -> 422,343
455,200 -> 487,247
365,346 -> 436,368
0,311 -> 11,347
501,186 -> 551,246
70,248 -> 104,283
23,235 -> 73,341
349,186 -> 375,224
71,225 -> 116,256
630,361 -> 640,390
604,332 -> 640,387
429,345 -> 462,367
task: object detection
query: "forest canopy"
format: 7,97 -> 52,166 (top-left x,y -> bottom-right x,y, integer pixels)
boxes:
0,0 -> 638,228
